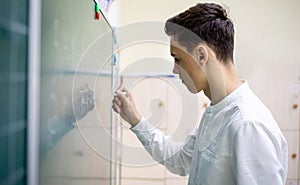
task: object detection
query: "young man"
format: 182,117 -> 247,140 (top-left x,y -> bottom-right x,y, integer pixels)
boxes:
113,3 -> 288,185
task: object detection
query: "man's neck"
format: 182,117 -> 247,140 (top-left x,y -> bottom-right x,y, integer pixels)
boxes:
203,63 -> 242,105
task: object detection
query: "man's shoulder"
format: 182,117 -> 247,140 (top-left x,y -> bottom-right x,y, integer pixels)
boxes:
225,90 -> 277,128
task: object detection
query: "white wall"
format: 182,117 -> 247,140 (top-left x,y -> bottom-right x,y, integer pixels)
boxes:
108,0 -> 202,72
107,0 -> 300,79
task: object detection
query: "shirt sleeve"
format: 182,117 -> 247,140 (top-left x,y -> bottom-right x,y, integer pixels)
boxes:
130,118 -> 196,176
231,120 -> 287,185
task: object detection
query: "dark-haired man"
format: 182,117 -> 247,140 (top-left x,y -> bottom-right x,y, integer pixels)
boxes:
113,3 -> 287,185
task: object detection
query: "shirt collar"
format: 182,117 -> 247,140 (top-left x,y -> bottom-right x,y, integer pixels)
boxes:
205,80 -> 249,114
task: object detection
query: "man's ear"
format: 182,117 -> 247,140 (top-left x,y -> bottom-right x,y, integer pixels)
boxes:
196,43 -> 209,65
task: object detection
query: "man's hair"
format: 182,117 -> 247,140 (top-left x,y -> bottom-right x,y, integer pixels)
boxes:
165,3 -> 234,63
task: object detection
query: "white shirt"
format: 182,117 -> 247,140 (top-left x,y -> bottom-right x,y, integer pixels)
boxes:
131,81 -> 288,185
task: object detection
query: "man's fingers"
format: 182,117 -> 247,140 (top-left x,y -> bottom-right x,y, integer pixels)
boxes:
112,103 -> 120,113
114,96 -> 122,106
115,87 -> 125,94
113,95 -> 124,113
117,76 -> 125,90
116,91 -> 127,98
116,82 -> 129,95
115,86 -> 130,100
112,97 -> 121,113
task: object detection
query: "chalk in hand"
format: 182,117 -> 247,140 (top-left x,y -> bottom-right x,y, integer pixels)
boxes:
114,91 -> 127,96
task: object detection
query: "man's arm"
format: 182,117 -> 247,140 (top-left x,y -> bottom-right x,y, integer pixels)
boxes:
130,118 -> 196,176
231,121 -> 287,185
113,86 -> 195,176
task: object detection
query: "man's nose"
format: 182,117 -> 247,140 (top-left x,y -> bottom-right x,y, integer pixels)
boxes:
173,63 -> 180,74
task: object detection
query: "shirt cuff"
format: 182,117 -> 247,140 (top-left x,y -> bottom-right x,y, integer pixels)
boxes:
130,117 -> 154,134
